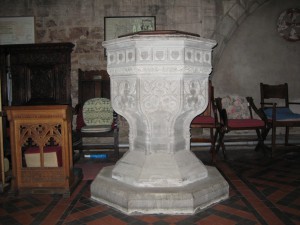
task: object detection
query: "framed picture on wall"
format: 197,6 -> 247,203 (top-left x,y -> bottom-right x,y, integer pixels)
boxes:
0,16 -> 35,45
104,16 -> 156,42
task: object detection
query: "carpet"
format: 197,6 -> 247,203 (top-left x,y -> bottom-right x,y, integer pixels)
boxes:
74,160 -> 114,180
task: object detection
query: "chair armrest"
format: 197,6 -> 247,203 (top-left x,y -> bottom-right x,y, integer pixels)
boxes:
211,99 -> 219,124
289,102 -> 300,105
214,97 -> 228,128
215,97 -> 222,114
260,102 -> 273,107
112,111 -> 119,130
246,97 -> 266,121
219,109 -> 228,127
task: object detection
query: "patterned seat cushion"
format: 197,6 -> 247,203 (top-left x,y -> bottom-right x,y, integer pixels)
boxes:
221,96 -> 250,119
82,98 -> 113,127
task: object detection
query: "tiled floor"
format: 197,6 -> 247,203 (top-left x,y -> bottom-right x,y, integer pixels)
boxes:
0,147 -> 300,225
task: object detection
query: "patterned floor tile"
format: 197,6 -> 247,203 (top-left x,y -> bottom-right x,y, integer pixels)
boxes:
0,149 -> 299,225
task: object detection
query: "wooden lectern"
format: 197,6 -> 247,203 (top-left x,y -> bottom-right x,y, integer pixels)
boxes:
5,105 -> 81,197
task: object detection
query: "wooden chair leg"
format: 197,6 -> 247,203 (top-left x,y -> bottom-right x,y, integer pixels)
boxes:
210,128 -> 218,163
254,128 -> 268,156
262,125 -> 271,141
114,129 -> 119,160
254,129 -> 264,149
271,124 -> 276,157
215,133 -> 221,153
216,131 -> 226,160
221,137 -> 226,159
285,126 -> 289,146
261,125 -> 272,156
254,129 -> 261,152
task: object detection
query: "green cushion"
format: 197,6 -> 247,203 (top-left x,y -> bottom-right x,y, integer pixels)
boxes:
82,98 -> 113,126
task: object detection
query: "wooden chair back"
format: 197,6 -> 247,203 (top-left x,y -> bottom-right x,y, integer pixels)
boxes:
190,80 -> 219,162
78,69 -> 110,106
203,81 -> 214,117
191,80 -> 217,125
260,82 -> 300,156
260,83 -> 289,108
76,69 -> 119,160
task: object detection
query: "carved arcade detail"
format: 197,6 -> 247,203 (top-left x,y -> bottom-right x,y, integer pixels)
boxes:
5,105 -> 75,196
1,43 -> 74,106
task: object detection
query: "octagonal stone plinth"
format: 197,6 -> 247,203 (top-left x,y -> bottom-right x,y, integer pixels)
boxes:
91,165 -> 228,215
91,31 -> 229,214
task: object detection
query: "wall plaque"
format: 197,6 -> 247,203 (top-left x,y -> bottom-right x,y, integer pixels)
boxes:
0,16 -> 35,45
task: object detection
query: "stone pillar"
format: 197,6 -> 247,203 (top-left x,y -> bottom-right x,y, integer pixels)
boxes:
91,31 -> 229,215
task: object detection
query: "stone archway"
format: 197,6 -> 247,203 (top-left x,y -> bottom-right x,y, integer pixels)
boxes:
212,0 -> 271,67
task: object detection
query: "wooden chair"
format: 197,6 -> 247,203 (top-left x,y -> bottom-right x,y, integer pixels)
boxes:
260,83 -> 300,156
75,69 -> 119,161
190,81 -> 219,162
215,96 -> 267,159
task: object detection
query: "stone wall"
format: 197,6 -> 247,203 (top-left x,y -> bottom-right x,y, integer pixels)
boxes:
0,0 -> 269,108
4,0 -> 299,142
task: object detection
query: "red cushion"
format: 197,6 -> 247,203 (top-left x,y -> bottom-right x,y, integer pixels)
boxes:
192,116 -> 215,124
228,119 -> 264,128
